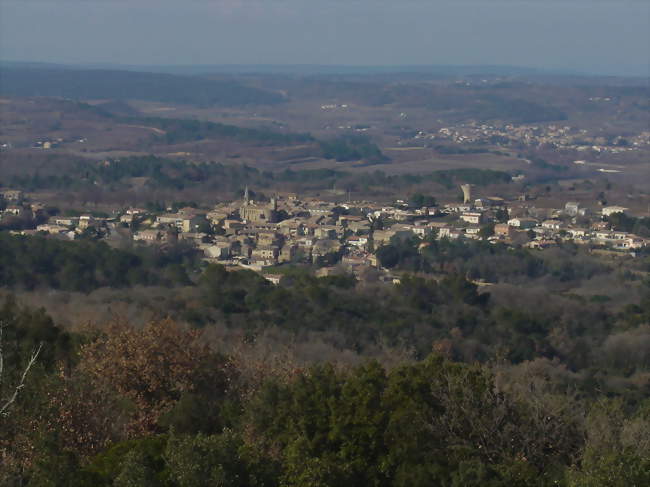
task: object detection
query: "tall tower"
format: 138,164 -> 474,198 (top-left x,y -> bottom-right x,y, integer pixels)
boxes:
243,185 -> 250,206
460,184 -> 472,204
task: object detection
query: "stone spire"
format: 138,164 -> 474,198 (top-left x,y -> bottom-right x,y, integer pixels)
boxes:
243,185 -> 250,206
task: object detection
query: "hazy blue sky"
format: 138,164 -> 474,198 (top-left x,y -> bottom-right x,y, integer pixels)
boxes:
1,0 -> 648,76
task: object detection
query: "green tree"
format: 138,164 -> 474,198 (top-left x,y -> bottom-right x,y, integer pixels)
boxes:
165,431 -> 265,487
478,223 -> 495,240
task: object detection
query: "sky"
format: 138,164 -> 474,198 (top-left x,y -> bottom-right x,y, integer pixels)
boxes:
0,0 -> 648,76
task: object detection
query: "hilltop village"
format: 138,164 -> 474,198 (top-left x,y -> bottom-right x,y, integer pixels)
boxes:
2,183 -> 647,284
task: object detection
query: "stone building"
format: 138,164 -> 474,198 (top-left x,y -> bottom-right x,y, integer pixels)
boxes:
239,186 -> 279,224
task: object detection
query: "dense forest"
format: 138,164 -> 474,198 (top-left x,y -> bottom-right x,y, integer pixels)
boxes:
0,67 -> 286,106
138,117 -> 313,146
319,135 -> 389,164
0,234 -> 199,291
1,292 -> 649,486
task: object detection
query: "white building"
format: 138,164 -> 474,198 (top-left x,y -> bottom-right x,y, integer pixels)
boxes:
507,217 -> 537,229
461,212 -> 483,225
602,206 -> 628,217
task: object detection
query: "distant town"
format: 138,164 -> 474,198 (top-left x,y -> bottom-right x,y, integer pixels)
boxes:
423,122 -> 650,157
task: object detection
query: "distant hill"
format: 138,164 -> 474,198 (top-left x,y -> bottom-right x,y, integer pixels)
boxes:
0,60 -> 557,76
0,66 -> 286,106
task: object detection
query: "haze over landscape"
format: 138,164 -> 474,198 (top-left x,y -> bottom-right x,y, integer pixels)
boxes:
1,0 -> 649,76
1,0 -> 650,485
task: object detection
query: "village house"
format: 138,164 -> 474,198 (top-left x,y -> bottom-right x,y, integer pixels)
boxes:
564,201 -> 580,216
256,231 -> 283,247
414,207 -> 438,216
305,203 -> 334,217
120,213 -> 136,225
133,229 -> 164,243
4,205 -> 26,217
300,223 -> 320,236
346,220 -> 371,234
250,246 -> 279,265
601,206 -> 628,217
461,212 -> 483,225
156,212 -> 206,233
297,236 -> 316,248
464,226 -> 481,239
54,217 -> 78,227
206,209 -> 230,225
36,224 -> 69,235
279,244 -> 299,263
408,225 -> 431,238
566,227 -> 589,238
238,242 -> 253,259
178,232 -> 209,244
78,215 -> 96,230
338,215 -> 364,227
223,219 -> 245,232
526,239 -> 557,249
621,236 -> 647,249
29,202 -> 47,216
379,274 -> 402,285
1,190 -> 24,203
371,229 -> 396,246
203,242 -> 231,260
591,222 -> 610,232
312,239 -> 342,259
277,218 -> 304,237
341,254 -> 375,272
507,217 -> 537,229
595,230 -> 614,242
541,219 -> 563,231
438,227 -> 462,240
314,225 -> 338,240
347,235 -> 369,249
262,274 -> 283,285
494,223 -> 515,239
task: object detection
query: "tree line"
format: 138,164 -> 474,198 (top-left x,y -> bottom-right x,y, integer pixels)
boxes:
0,234 -> 199,292
6,155 -> 510,197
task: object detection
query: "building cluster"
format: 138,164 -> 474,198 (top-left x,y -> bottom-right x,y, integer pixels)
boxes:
1,189 -> 45,224
0,136 -> 87,152
414,122 -> 650,154
4,183 -> 648,282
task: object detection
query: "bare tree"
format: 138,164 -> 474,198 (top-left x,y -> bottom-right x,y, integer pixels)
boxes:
0,321 -> 43,417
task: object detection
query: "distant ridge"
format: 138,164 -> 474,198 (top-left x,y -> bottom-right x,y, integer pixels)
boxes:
0,60 -> 636,86
0,60 -> 589,77
0,65 -> 286,106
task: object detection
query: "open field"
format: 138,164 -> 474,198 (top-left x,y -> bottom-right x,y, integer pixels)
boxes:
1,69 -> 648,207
